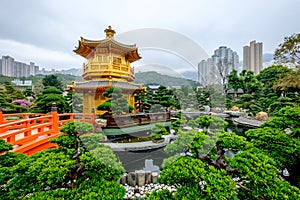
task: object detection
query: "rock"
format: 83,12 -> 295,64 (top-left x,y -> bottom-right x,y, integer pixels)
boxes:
255,111 -> 268,121
151,172 -> 158,183
119,174 -> 127,185
127,172 -> 136,186
231,106 -> 239,111
136,171 -> 146,187
95,118 -> 107,128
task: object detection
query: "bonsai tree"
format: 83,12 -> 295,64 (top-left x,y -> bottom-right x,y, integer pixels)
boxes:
97,87 -> 134,115
151,123 -> 169,140
0,125 -> 125,199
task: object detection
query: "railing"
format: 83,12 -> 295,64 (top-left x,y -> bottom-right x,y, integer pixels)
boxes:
0,111 -> 95,155
105,112 -> 171,128
58,113 -> 95,126
2,113 -> 47,123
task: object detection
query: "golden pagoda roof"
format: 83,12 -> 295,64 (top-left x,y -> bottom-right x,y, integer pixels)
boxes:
74,26 -> 141,62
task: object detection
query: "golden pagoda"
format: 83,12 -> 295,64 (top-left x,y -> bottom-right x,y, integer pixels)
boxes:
72,26 -> 144,115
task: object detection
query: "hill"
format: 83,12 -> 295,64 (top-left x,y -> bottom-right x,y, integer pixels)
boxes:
0,74 -> 82,85
135,71 -> 200,87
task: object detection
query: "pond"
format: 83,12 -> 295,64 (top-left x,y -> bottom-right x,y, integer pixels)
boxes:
111,118 -> 254,172
114,148 -> 170,172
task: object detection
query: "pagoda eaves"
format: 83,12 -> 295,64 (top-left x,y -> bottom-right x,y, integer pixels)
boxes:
74,37 -> 141,62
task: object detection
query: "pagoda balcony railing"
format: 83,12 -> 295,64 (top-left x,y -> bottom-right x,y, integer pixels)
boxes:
83,62 -> 131,73
82,69 -> 135,81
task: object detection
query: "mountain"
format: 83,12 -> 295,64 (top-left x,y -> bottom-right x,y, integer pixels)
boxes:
61,68 -> 82,76
135,71 -> 200,87
263,53 -> 274,62
180,70 -> 198,81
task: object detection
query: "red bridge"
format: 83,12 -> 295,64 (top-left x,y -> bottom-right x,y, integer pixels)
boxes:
0,111 -> 94,155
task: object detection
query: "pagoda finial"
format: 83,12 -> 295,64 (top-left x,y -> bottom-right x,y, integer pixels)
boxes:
104,25 -> 116,39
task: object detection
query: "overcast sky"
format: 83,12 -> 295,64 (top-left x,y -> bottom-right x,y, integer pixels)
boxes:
0,0 -> 299,72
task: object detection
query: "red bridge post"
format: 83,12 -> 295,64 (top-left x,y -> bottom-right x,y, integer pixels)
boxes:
0,104 -> 4,125
50,103 -> 59,134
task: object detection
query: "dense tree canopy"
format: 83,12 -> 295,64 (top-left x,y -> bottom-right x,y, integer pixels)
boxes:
150,106 -> 300,199
32,86 -> 67,113
42,74 -> 64,91
274,33 -> 300,66
0,122 -> 125,200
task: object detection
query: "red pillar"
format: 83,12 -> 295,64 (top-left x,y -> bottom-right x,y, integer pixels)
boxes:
51,103 -> 59,134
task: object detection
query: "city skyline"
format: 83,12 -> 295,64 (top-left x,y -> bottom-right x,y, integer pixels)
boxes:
0,0 -> 299,72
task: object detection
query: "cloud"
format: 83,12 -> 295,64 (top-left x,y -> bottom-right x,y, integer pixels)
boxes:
0,0 -> 299,70
0,39 -> 84,69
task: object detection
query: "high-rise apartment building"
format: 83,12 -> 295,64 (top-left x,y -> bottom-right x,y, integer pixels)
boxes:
198,58 -> 215,86
243,40 -> 263,75
198,46 -> 239,86
0,55 -> 39,77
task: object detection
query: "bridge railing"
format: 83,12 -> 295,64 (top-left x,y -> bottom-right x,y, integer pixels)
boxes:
1,113 -> 47,123
0,113 -> 58,147
58,113 -> 95,126
0,110 -> 95,155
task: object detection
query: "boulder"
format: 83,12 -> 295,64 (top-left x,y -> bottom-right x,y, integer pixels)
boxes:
255,111 -> 268,121
231,106 -> 239,111
95,119 -> 107,128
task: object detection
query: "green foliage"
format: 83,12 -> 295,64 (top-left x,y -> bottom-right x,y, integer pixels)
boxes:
257,65 -> 291,89
161,154 -> 181,169
173,87 -> 198,110
60,121 -> 94,135
0,126 -> 125,200
274,33 -> 300,65
151,123 -> 169,140
23,88 -> 35,99
273,70 -> 300,93
135,71 -> 199,87
79,151 -> 124,182
2,149 -> 75,199
164,130 -> 199,154
261,106 -> 300,137
135,92 -> 151,113
148,86 -> 178,111
0,138 -> 13,152
158,126 -> 300,199
246,128 -> 300,168
32,86 -> 67,113
159,156 -> 206,186
51,134 -> 77,149
158,156 -> 237,199
0,151 -> 26,189
228,149 -> 300,199
89,145 -> 125,173
216,131 -> 253,151
227,69 -> 242,91
188,115 -> 227,130
97,87 -> 133,115
148,189 -> 174,200
42,74 -> 63,91
269,97 -> 296,115
0,82 -> 28,112
79,133 -> 104,150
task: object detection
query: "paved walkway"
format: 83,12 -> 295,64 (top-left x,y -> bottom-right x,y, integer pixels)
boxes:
233,117 -> 263,128
102,134 -> 177,151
